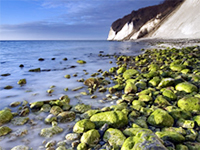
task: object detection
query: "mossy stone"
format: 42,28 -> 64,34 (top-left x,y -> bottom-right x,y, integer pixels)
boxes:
175,144 -> 188,150
177,96 -> 200,112
158,78 -> 175,88
121,136 -> 135,150
0,126 -> 12,136
124,82 -> 137,94
50,106 -> 63,116
103,128 -> 126,147
135,81 -> 147,90
148,76 -> 161,87
162,127 -> 186,135
175,82 -> 198,93
90,111 -> 128,128
17,79 -> 27,85
57,111 -> 75,123
193,115 -> 200,126
184,142 -> 200,150
123,128 -> 152,136
81,110 -> 100,119
80,129 -> 100,147
117,67 -> 126,74
73,119 -> 95,133
176,119 -> 195,129
71,104 -> 91,113
77,60 -> 86,64
40,123 -> 63,137
162,89 -> 177,101
0,109 -> 13,126
84,78 -> 99,87
30,101 -> 44,109
156,131 -> 185,143
123,69 -> 139,80
170,64 -> 186,72
77,143 -> 87,150
138,95 -> 153,102
154,95 -> 171,107
11,145 -> 29,150
11,117 -> 29,125
147,108 -> 174,127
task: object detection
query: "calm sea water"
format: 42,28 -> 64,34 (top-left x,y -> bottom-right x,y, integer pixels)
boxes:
0,40 -> 148,149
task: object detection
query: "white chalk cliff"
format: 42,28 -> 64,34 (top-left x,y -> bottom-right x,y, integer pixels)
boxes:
107,0 -> 200,41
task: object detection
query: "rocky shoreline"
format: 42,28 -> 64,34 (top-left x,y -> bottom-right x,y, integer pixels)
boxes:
0,44 -> 200,150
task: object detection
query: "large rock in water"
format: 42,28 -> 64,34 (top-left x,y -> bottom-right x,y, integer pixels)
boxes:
121,129 -> 167,150
0,109 -> 13,126
90,111 -> 128,128
147,108 -> 174,127
107,0 -> 200,41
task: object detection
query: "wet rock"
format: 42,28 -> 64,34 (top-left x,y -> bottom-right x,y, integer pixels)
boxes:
77,60 -> 86,64
134,117 -> 148,129
45,114 -> 57,124
176,119 -> 195,129
0,109 -> 13,125
11,145 -> 29,150
84,78 -> 99,87
71,104 -> 91,114
148,76 -> 161,87
162,89 -> 177,101
10,101 -> 21,107
121,129 -> 167,150
10,129 -> 28,140
80,110 -> 100,119
45,140 -> 56,148
154,95 -> 171,107
124,82 -> 137,94
147,108 -> 174,127
184,142 -> 200,150
29,68 -> 41,72
0,126 -> 12,136
80,129 -> 100,147
158,78 -> 175,88
170,64 -> 186,72
57,111 -> 75,123
185,129 -> 198,141
50,106 -> 63,116
65,133 -> 80,142
77,143 -> 87,150
162,127 -> 186,135
40,104 -> 51,112
175,144 -> 188,150
123,69 -> 139,80
177,96 -> 200,112
30,101 -> 44,109
117,67 -> 126,74
193,115 -> 200,126
90,111 -> 128,128
156,131 -> 185,143
1,73 -> 11,76
4,85 -> 13,89
17,78 -> 27,85
19,107 -> 30,116
47,89 -> 54,93
64,74 -> 71,79
56,146 -> 67,150
138,94 -> 153,103
103,128 -> 126,147
11,117 -> 29,125
73,119 -> 95,133
40,122 -> 63,138
175,82 -> 198,93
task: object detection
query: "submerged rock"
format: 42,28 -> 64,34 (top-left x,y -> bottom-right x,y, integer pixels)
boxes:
0,126 -> 12,136
11,117 -> 29,125
90,111 -> 128,128
0,109 -> 13,126
17,79 -> 27,85
71,104 -> 91,114
40,122 -> 63,137
77,60 -> 86,64
57,111 -> 75,123
11,145 -> 29,150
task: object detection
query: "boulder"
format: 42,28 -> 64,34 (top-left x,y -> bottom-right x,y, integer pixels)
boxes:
103,128 -> 126,147
177,96 -> 200,112
175,82 -> 198,93
73,119 -> 95,133
156,131 -> 185,143
147,109 -> 174,127
0,109 -> 13,126
90,111 -> 128,128
80,129 -> 100,147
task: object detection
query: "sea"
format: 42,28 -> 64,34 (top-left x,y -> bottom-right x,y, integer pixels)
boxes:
0,40 -> 149,149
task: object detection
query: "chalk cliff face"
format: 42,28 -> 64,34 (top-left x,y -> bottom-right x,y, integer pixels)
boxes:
107,0 -> 200,41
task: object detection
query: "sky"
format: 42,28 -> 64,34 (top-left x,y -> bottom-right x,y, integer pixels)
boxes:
0,0 -> 162,40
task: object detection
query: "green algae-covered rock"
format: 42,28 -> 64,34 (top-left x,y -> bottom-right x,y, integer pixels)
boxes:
50,106 -> 63,116
57,111 -> 75,123
112,84 -> 124,91
45,114 -> 57,124
162,89 -> 177,101
147,108 -> 174,127
175,82 -> 198,93
132,100 -> 145,111
17,79 -> 27,85
123,69 -> 139,80
170,64 -> 186,72
84,78 -> 99,87
135,81 -> 147,90
138,95 -> 153,103
90,111 -> 128,128
109,67 -> 117,73
134,117 -> 148,129
166,107 -> 192,120
175,144 -> 188,150
73,119 -> 95,133
193,115 -> 200,126
30,101 -> 44,109
65,133 -> 81,141
29,68 -> 41,72
117,67 -> 126,74
40,104 -> 51,112
103,128 -> 126,147
122,129 -> 167,150
81,110 -> 100,119
77,60 -> 86,64
0,109 -> 13,126
176,119 -> 195,129
77,143 -> 87,150
155,131 -> 185,143
177,96 -> 200,112
40,122 -> 63,137
123,128 -> 152,136
56,146 -> 67,150
0,126 -> 12,136
154,95 -> 171,107
124,82 -> 137,94
148,63 -> 159,72
80,129 -> 100,147
184,142 -> 200,150
11,145 -> 29,150
162,127 -> 186,135
158,78 -> 175,88
72,104 -> 91,114
11,117 -> 29,125
148,76 -> 161,87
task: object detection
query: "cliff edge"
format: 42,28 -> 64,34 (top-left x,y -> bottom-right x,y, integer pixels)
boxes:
107,0 -> 200,41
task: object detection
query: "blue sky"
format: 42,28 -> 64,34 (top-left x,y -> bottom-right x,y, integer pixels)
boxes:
0,0 -> 162,40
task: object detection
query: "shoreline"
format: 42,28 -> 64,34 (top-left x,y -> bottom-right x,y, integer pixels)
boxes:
0,43 -> 200,149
